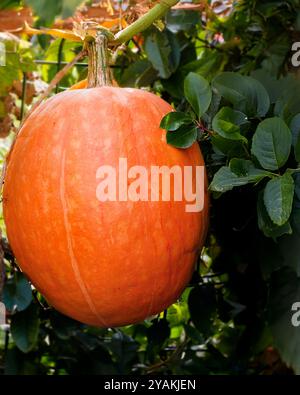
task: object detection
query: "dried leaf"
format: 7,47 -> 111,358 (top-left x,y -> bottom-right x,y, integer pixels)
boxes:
24,21 -> 81,42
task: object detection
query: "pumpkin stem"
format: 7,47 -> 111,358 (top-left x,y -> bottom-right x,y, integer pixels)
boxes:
86,31 -> 112,88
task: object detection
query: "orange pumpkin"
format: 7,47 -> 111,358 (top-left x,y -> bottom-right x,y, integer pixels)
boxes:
3,28 -> 209,327
3,86 -> 209,327
69,78 -> 118,90
69,79 -> 88,90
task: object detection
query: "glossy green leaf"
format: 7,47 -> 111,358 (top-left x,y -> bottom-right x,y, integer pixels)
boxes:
210,161 -> 271,193
269,267 -> 300,374
184,72 -> 212,118
279,228 -> 300,277
3,273 -> 32,313
25,0 -> 62,23
211,135 -> 246,158
0,0 -> 21,10
109,332 -> 139,373
212,72 -> 270,117
50,311 -> 81,340
25,0 -> 82,23
11,305 -> 40,353
160,111 -> 193,131
144,29 -> 180,79
290,113 -> 300,146
120,59 -> 157,88
147,318 -> 170,348
188,285 -> 217,336
263,172 -> 295,226
291,114 -> 300,162
166,125 -> 197,148
257,192 -> 292,239
61,0 -> 83,18
212,107 -> 248,142
166,10 -> 201,33
251,117 -> 292,170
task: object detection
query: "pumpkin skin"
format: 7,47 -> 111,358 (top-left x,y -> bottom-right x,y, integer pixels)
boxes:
3,87 -> 209,327
69,79 -> 88,90
69,78 -> 118,90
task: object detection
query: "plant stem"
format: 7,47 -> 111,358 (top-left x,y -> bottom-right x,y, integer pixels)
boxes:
287,168 -> 300,174
86,32 -> 112,88
114,0 -> 180,44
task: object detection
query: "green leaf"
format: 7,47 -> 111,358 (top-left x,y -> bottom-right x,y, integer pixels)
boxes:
251,69 -> 288,104
269,267 -> 300,374
291,114 -> 300,162
290,113 -> 300,147
25,0 -> 82,23
61,0 -> 83,18
295,135 -> 300,163
144,29 -> 180,79
251,117 -> 292,170
183,50 -> 224,81
210,161 -> 271,193
279,230 -> 300,277
257,192 -> 292,238
166,125 -> 197,148
0,37 -> 35,96
294,172 -> 300,202
0,0 -> 21,10
109,332 -> 139,373
41,38 -> 82,83
120,59 -> 157,88
184,72 -> 212,118
50,311 -> 81,340
212,72 -> 270,117
25,0 -> 62,24
263,172 -> 295,226
11,304 -> 40,353
3,273 -> 32,313
211,135 -> 246,158
188,285 -> 217,336
166,10 -> 201,33
147,318 -> 170,347
160,111 -> 193,131
4,347 -> 38,375
212,107 -> 248,142
184,324 -> 204,344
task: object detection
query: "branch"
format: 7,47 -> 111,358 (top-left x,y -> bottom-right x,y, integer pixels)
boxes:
114,0 -> 180,44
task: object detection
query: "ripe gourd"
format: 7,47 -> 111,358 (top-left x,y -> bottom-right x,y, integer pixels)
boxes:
2,32 -> 209,327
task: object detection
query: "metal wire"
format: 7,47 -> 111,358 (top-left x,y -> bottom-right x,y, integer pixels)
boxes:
34,59 -> 121,68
